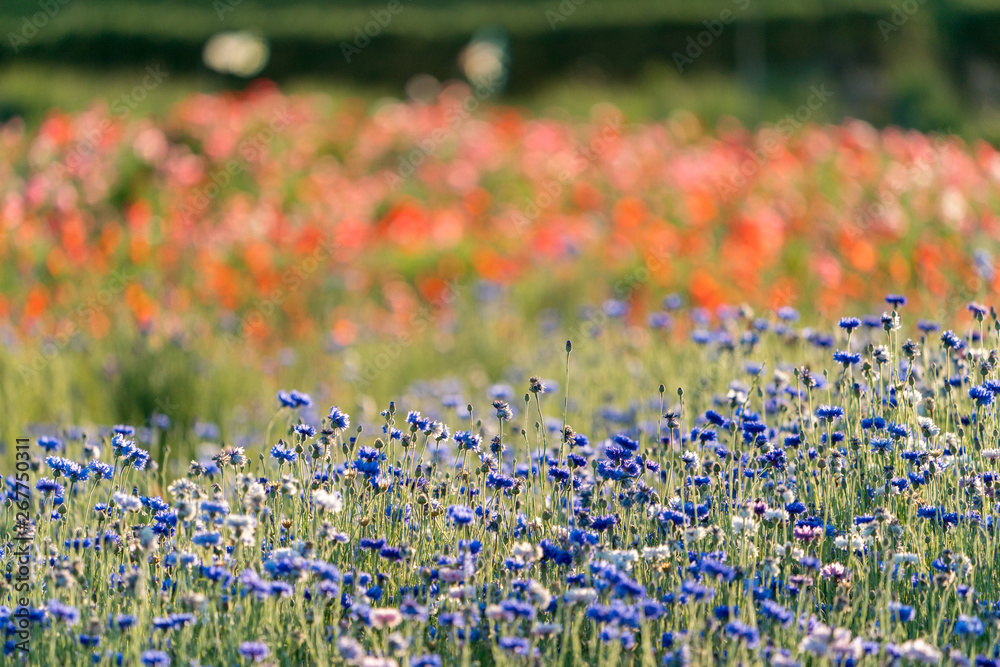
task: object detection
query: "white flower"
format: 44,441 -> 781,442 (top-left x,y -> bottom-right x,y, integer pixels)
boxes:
798,623 -> 833,656
770,653 -> 801,667
917,417 -> 939,437
642,546 -> 672,561
112,492 -> 143,512
983,449 -> 1000,460
360,658 -> 399,667
313,490 -> 343,513
763,509 -> 789,523
829,629 -> 864,661
684,526 -> 709,543
531,622 -> 562,636
528,580 -> 553,608
244,482 -> 267,512
892,552 -> 920,564
369,608 -> 403,629
564,588 -> 598,605
226,514 -> 257,545
594,549 -> 638,570
439,568 -> 465,583
732,516 -> 758,535
898,639 -> 941,664
512,542 -> 542,562
833,532 -> 868,551
775,544 -> 804,559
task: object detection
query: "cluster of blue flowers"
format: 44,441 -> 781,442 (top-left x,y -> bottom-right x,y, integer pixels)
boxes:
5,297 -> 1000,665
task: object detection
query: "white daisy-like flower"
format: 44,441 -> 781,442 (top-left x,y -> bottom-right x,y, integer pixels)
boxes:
313,489 -> 343,513
764,509 -> 790,523
732,516 -> 758,535
898,639 -> 941,664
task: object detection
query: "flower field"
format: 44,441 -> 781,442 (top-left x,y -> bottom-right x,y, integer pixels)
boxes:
4,85 -> 1000,665
7,303 -> 1000,665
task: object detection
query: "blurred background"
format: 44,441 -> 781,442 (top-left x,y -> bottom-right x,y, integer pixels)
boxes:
3,0 -> 1000,137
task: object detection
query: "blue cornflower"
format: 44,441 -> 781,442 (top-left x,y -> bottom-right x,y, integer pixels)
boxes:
113,614 -> 136,630
613,433 -> 639,452
968,302 -> 989,318
776,307 -> 799,322
412,656 -> 443,667
786,501 -> 807,515
191,532 -> 222,548
724,621 -> 759,648
238,642 -> 270,662
38,436 -> 63,452
492,400 -> 514,421
941,330 -> 964,350
88,461 -> 114,480
140,650 -> 170,667
970,385 -> 995,407
48,599 -> 80,626
45,456 -> 90,482
870,437 -> 893,453
379,546 -> 405,562
547,466 -> 570,483
294,424 -> 316,438
270,444 -> 298,464
604,444 -> 630,461
955,615 -> 984,636
887,423 -> 908,439
35,478 -> 65,496
838,317 -> 861,332
887,602 -> 913,622
591,514 -> 618,532
815,405 -> 844,421
833,350 -> 862,366
327,406 -> 350,431
111,434 -> 135,458
498,636 -> 532,655
277,390 -> 312,409
446,504 -> 476,526
885,294 -> 907,307
760,600 -> 793,626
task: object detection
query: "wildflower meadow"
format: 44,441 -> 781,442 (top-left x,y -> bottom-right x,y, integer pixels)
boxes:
6,294 -> 1000,665
4,30 -> 1000,667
